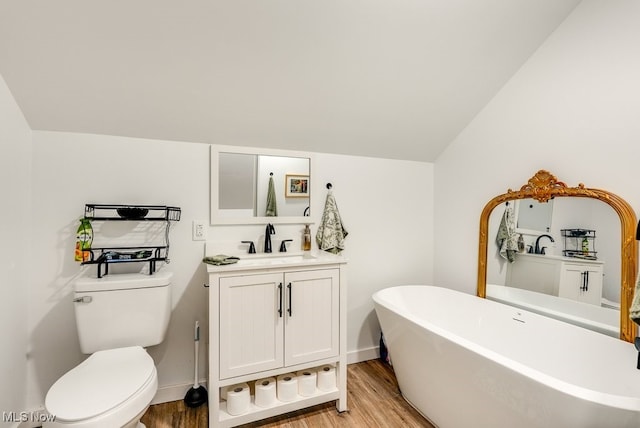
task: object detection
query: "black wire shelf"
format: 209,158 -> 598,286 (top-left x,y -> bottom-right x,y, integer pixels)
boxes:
84,204 -> 181,221
80,204 -> 181,277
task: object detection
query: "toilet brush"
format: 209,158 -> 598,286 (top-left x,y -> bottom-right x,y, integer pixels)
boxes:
184,321 -> 208,408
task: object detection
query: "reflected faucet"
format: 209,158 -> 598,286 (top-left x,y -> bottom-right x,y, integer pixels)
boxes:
534,234 -> 555,255
264,223 -> 276,253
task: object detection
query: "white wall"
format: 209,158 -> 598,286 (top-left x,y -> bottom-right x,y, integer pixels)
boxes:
26,131 -> 434,410
309,152 -> 434,357
0,74 -> 31,424
435,1 -> 640,296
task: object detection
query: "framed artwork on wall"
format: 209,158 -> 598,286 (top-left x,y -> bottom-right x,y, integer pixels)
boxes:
285,174 -> 309,198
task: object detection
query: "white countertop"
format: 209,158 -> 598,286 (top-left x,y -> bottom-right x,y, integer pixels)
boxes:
515,252 -> 603,264
205,250 -> 347,273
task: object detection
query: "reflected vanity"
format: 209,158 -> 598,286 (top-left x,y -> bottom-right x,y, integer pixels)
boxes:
211,145 -> 311,225
477,170 -> 638,342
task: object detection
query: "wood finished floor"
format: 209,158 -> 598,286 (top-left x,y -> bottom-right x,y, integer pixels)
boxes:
141,359 -> 434,427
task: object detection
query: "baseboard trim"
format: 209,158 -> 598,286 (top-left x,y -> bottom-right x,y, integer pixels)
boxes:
151,379 -> 209,405
347,346 -> 379,364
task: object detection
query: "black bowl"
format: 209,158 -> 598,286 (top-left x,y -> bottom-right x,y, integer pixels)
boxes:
116,207 -> 149,220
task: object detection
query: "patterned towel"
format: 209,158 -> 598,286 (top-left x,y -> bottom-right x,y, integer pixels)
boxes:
496,204 -> 517,263
316,191 -> 348,254
202,255 -> 240,265
266,175 -> 278,217
630,270 -> 640,325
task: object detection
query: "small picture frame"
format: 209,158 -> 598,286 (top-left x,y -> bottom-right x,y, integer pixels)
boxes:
285,174 -> 310,198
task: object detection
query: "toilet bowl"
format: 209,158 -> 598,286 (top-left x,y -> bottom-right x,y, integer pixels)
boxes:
44,346 -> 157,428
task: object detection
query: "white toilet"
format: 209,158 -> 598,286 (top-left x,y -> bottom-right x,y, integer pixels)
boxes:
44,270 -> 172,428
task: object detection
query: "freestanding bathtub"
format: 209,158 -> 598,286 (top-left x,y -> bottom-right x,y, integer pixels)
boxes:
372,285 -> 640,428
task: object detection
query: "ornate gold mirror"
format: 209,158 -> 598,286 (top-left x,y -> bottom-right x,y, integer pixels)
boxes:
477,170 -> 637,342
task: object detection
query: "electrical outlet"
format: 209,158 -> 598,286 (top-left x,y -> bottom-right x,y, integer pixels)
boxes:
192,221 -> 207,241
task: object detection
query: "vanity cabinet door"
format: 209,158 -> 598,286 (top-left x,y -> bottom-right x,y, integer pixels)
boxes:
506,256 -> 560,295
219,273 -> 284,379
558,263 -> 604,305
284,269 -> 340,367
584,266 -> 604,304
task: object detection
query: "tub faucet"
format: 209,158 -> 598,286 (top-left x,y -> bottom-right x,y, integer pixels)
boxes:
264,223 -> 275,253
534,234 -> 554,255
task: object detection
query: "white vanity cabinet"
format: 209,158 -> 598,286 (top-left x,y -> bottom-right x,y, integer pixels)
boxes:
557,261 -> 604,305
506,253 -> 604,305
207,253 -> 347,428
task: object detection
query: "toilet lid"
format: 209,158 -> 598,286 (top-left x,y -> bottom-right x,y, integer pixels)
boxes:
45,346 -> 155,422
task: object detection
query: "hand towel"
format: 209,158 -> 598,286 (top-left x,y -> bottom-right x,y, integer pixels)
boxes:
630,270 -> 640,325
266,175 -> 278,217
496,204 -> 517,263
202,255 -> 240,265
316,191 -> 348,254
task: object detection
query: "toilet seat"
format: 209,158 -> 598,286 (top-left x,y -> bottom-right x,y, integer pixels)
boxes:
45,346 -> 157,427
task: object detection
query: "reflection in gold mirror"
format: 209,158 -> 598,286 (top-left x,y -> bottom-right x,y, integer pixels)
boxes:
477,170 -> 637,342
488,198 -> 620,337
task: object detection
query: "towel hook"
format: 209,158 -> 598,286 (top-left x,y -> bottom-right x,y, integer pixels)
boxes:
270,172 -> 273,176
326,183 -> 332,189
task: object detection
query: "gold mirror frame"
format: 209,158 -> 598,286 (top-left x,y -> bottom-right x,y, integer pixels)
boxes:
477,170 -> 638,342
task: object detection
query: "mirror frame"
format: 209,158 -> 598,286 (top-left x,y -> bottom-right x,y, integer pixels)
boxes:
477,170 -> 638,342
210,144 -> 314,225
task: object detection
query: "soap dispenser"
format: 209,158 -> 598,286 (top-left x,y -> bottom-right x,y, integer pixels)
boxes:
303,224 -> 312,251
517,234 -> 525,253
74,218 -> 93,262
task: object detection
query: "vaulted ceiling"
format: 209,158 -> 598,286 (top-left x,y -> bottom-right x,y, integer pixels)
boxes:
0,1 -> 581,161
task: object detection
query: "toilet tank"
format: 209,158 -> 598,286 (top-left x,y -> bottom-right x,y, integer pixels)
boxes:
73,270 -> 172,354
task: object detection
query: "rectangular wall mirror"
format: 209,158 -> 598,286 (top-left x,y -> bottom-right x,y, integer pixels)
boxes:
211,145 -> 312,225
515,198 -> 553,234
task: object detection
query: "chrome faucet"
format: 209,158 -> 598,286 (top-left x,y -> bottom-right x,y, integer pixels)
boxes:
534,234 -> 554,255
264,223 -> 276,253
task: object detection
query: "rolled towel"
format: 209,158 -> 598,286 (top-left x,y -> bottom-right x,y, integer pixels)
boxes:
202,255 -> 240,265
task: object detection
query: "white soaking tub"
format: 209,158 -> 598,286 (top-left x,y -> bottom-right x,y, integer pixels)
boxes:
372,285 -> 640,428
